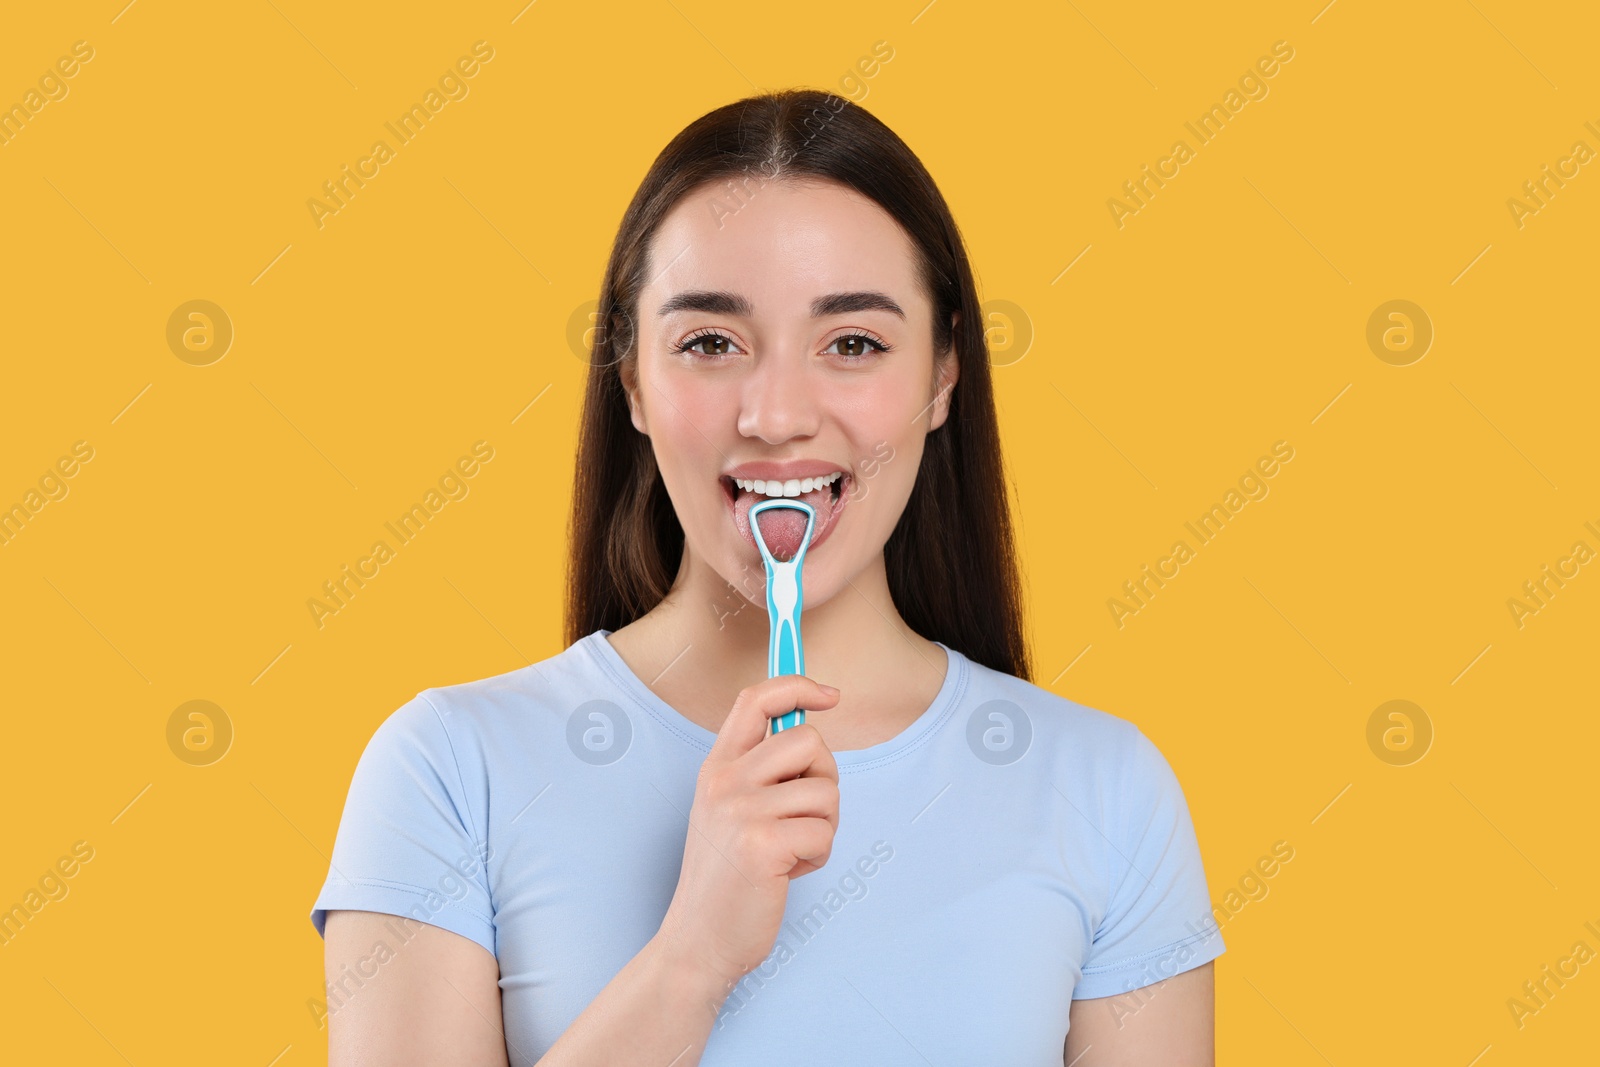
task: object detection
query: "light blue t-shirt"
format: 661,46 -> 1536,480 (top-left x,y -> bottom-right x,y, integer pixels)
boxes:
311,629 -> 1224,1063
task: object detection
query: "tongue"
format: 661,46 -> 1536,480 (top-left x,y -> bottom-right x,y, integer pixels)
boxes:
734,482 -> 838,562
756,507 -> 810,562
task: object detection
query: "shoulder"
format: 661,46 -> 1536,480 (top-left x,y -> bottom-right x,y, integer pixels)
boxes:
409,633 -> 602,734
956,650 -> 1145,759
359,634 -> 604,776
951,649 -> 1184,806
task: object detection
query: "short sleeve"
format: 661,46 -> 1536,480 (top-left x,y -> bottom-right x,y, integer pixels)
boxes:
1072,726 -> 1224,999
309,692 -> 497,958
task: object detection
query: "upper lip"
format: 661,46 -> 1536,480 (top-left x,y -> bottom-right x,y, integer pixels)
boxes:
722,460 -> 848,482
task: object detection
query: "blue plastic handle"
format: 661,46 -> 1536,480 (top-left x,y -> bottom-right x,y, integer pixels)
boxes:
748,498 -> 816,736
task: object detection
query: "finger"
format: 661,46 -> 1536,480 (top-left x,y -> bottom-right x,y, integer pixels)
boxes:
740,723 -> 839,788
706,675 -> 840,766
774,817 -> 835,870
754,775 -> 840,822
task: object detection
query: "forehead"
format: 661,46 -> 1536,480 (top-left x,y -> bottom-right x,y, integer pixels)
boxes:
644,178 -> 925,319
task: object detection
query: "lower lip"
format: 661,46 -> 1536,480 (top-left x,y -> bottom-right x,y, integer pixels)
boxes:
725,474 -> 852,557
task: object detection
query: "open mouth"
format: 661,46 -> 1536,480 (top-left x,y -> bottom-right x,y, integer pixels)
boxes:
722,472 -> 852,561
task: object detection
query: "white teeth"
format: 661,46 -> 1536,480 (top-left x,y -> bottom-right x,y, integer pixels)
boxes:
733,471 -> 843,498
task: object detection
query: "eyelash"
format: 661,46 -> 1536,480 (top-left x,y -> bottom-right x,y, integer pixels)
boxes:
673,330 -> 893,361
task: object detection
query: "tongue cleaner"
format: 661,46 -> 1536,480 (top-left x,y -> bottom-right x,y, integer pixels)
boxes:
749,498 -> 817,736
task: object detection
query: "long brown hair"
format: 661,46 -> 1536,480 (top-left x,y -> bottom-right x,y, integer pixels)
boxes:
565,88 -> 1032,682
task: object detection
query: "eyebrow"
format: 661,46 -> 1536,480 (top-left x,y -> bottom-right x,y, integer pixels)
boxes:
656,290 -> 906,320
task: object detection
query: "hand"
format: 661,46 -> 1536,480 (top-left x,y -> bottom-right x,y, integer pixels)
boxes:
656,674 -> 842,990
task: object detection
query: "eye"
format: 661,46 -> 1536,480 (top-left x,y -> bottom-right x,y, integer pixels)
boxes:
674,330 -> 742,359
825,332 -> 893,361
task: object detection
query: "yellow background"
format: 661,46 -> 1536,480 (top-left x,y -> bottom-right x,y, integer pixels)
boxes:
2,0 -> 1596,1063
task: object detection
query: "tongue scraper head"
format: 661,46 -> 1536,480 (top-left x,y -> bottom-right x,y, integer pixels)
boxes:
749,498 -> 816,736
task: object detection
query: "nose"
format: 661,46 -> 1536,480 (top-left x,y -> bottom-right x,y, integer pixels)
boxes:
736,343 -> 821,444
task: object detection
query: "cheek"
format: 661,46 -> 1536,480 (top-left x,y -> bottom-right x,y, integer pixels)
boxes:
868,438 -> 921,514
838,389 -> 923,497
645,375 -> 736,521
648,375 -> 729,455
649,364 -> 707,416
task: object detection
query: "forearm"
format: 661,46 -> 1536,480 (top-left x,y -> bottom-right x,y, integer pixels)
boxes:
536,928 -> 736,1066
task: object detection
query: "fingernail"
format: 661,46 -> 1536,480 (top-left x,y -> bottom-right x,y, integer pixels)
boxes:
820,684 -> 840,696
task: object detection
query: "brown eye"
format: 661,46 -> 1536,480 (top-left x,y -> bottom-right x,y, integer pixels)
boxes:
676,331 -> 739,358
825,332 -> 891,361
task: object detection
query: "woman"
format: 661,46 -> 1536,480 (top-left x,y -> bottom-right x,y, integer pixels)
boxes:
312,88 -> 1223,1065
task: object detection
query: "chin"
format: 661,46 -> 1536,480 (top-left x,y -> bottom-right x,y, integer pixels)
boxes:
724,535 -> 861,614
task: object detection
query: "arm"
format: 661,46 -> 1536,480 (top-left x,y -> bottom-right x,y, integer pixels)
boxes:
325,910 -> 509,1066
1064,961 -> 1214,1067
324,909 -> 738,1067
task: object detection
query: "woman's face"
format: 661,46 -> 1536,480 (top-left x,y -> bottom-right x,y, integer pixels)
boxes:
622,177 -> 958,609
